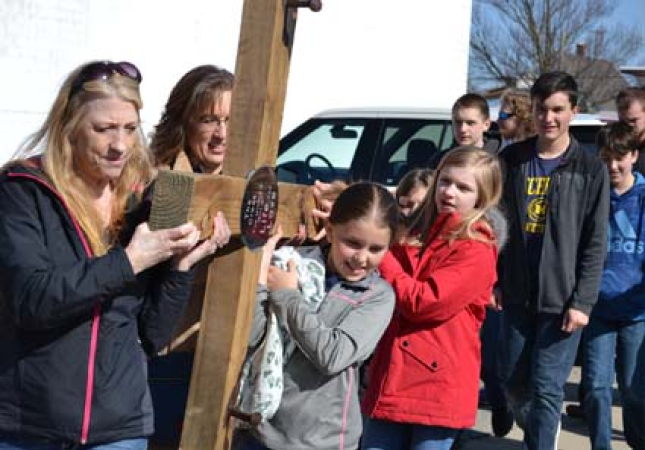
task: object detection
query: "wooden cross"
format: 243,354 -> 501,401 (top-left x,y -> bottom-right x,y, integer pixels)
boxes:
149,1 -> 321,449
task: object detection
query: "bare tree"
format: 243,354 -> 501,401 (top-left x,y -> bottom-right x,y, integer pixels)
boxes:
469,0 -> 644,110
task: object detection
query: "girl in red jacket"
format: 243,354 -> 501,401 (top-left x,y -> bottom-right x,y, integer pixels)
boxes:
361,146 -> 505,450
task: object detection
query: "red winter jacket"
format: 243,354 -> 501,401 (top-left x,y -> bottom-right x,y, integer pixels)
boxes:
362,213 -> 498,429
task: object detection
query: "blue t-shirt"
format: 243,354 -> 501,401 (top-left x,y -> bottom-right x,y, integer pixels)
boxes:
524,150 -> 563,295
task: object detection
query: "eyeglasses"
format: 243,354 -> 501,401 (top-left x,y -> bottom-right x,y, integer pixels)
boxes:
70,61 -> 142,98
498,111 -> 515,121
197,115 -> 230,129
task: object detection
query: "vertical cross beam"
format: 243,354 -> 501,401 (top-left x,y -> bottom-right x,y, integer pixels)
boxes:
179,1 -> 298,449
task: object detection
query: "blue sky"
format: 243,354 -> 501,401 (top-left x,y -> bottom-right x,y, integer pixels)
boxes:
613,0 -> 645,64
615,0 -> 645,27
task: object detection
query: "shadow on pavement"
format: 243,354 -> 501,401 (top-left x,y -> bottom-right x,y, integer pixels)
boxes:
564,381 -> 622,405
560,412 -> 588,438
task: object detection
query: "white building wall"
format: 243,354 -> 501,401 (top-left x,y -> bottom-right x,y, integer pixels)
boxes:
0,0 -> 471,163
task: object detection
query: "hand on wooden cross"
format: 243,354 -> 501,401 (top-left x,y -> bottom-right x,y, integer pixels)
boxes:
310,179 -> 349,242
311,180 -> 334,221
173,211 -> 232,271
125,222 -> 200,274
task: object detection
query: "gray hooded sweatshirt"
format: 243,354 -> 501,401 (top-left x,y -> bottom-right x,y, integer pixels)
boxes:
243,269 -> 394,450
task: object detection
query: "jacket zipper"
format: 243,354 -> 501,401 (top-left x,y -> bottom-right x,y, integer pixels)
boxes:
513,166 -> 531,308
338,367 -> 354,450
536,171 -> 560,312
8,172 -> 100,444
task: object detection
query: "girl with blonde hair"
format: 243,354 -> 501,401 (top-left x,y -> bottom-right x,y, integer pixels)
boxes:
361,147 -> 506,450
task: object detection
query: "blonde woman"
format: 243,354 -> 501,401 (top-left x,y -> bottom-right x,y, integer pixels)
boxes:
0,61 -> 230,450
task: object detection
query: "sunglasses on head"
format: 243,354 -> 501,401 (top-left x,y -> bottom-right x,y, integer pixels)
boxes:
498,111 -> 515,121
70,61 -> 142,98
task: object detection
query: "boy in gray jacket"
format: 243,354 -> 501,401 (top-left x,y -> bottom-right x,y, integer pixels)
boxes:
496,71 -> 609,450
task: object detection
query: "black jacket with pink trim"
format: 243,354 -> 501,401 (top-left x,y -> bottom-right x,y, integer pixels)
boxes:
0,163 -> 194,445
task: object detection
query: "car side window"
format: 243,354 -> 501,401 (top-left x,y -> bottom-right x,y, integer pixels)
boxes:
277,120 -> 367,184
375,119 -> 451,185
441,123 -> 454,150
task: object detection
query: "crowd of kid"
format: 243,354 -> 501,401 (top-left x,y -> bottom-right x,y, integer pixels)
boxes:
234,73 -> 645,450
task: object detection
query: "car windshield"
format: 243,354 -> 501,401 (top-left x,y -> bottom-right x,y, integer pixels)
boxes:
277,115 -> 453,186
277,118 -> 369,184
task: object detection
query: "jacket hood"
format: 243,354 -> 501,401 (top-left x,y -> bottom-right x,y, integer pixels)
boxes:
1,157 -> 47,179
636,171 -> 645,185
611,171 -> 645,199
484,206 -> 508,250
427,210 -> 507,250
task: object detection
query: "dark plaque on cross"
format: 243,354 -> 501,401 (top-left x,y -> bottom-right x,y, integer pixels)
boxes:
148,167 -> 317,249
239,167 -> 279,250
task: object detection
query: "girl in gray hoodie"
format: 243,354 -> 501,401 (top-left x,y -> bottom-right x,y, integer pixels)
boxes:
233,182 -> 398,450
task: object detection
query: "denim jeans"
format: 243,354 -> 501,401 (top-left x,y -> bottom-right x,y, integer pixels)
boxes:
500,307 -> 581,450
480,308 -> 508,410
0,438 -> 147,450
361,417 -> 458,450
582,315 -> 645,450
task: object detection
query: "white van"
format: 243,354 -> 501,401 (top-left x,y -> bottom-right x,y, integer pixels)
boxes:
277,107 -> 614,187
277,107 -> 453,187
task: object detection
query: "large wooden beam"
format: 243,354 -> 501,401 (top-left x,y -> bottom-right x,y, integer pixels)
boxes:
179,1 -> 298,449
149,171 -> 318,239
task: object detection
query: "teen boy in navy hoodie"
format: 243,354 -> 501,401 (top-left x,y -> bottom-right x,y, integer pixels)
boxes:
582,122 -> 645,450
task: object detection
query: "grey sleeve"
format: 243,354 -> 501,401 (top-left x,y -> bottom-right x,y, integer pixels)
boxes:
270,286 -> 395,376
570,163 -> 610,315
